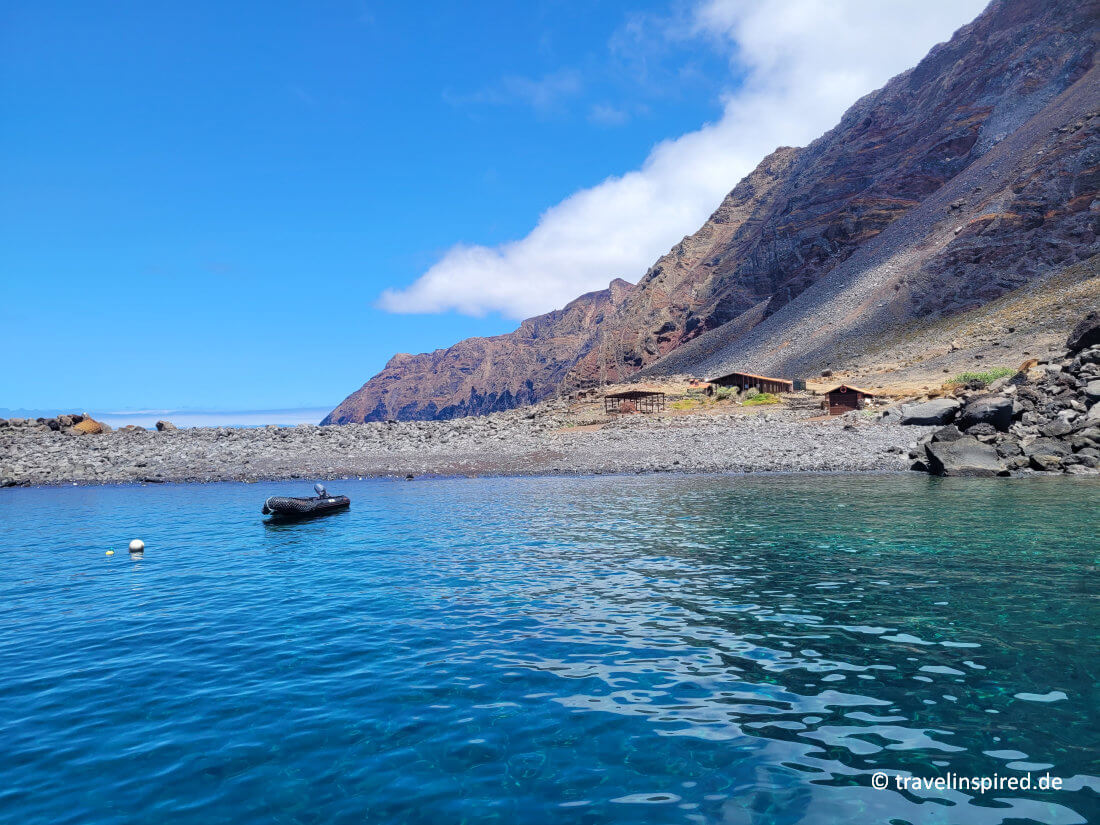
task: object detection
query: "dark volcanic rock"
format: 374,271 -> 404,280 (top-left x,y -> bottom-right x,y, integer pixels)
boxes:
1066,311 -> 1100,352
1029,453 -> 1065,471
931,424 -> 964,442
1023,438 -> 1070,457
912,332 -> 1100,475
1040,420 -> 1074,438
156,420 -> 178,432
900,398 -> 961,426
924,436 -> 1005,477
964,422 -> 999,441
958,396 -> 1013,432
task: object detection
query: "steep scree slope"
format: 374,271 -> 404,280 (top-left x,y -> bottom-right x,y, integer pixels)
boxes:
327,0 -> 1097,423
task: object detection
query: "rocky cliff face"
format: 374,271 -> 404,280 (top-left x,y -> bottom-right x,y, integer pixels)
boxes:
583,0 -> 1097,385
327,0 -> 1098,424
323,279 -> 635,423
648,59 -> 1099,381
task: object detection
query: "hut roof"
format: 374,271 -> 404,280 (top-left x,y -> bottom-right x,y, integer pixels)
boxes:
605,389 -> 665,400
825,384 -> 876,396
709,370 -> 793,385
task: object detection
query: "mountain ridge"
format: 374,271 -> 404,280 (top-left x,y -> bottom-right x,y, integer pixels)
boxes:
326,0 -> 1098,425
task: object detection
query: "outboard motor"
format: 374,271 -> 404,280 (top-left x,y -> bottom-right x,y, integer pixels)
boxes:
314,483 -> 327,499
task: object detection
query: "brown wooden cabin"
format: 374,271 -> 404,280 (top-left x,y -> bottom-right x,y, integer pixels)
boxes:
708,371 -> 794,395
825,384 -> 875,415
604,389 -> 666,415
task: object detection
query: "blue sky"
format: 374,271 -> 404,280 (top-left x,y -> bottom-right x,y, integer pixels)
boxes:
1,0 -> 985,415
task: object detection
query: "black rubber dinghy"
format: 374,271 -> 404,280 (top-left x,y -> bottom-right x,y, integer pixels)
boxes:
262,485 -> 350,521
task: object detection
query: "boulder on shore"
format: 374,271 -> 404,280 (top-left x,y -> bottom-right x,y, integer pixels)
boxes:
156,420 -> 178,432
71,418 -> 105,435
957,396 -> 1013,432
1022,438 -> 1069,458
900,398 -> 960,426
1066,311 -> 1100,352
924,436 -> 1005,477
931,424 -> 964,442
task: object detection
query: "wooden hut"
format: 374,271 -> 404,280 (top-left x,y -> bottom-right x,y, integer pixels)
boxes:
604,389 -> 666,415
825,384 -> 875,415
709,371 -> 794,395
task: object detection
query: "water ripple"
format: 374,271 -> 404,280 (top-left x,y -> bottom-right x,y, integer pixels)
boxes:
0,473 -> 1097,824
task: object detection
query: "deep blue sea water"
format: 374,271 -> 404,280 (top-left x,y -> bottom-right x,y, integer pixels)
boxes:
0,474 -> 1097,825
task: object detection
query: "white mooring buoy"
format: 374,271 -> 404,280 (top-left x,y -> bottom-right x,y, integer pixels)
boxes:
129,539 -> 145,552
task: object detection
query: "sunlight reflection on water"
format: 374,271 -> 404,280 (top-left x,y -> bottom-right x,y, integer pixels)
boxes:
0,473 -> 1097,824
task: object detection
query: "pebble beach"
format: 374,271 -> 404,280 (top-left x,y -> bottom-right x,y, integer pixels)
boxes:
0,408 -> 933,487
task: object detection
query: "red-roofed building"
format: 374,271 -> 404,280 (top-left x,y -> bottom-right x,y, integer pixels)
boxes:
825,385 -> 876,415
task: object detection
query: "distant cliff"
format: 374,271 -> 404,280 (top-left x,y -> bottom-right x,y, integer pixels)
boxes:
326,0 -> 1098,424
322,279 -> 635,423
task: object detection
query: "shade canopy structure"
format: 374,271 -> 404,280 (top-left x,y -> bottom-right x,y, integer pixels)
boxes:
709,371 -> 794,395
604,390 -> 667,415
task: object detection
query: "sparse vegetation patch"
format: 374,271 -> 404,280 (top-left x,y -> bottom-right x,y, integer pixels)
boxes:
743,392 -> 781,406
948,367 -> 1014,387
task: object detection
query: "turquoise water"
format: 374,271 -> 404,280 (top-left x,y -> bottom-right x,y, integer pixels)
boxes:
0,474 -> 1097,824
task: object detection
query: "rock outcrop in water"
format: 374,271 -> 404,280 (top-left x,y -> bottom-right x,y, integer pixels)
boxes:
327,0 -> 1099,423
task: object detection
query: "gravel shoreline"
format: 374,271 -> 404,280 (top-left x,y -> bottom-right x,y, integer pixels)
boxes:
1,408 -> 933,487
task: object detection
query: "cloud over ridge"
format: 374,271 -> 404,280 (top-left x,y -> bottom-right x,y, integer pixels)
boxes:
379,0 -> 989,320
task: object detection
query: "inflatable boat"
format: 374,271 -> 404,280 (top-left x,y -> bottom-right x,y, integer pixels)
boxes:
262,484 -> 350,521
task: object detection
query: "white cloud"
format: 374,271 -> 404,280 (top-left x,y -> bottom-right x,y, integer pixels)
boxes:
380,0 -> 989,319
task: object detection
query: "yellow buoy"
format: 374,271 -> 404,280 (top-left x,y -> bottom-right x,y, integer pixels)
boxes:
106,550 -> 114,555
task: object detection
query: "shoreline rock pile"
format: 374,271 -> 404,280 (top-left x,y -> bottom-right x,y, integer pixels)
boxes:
0,413 -> 111,437
904,312 -> 1100,477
